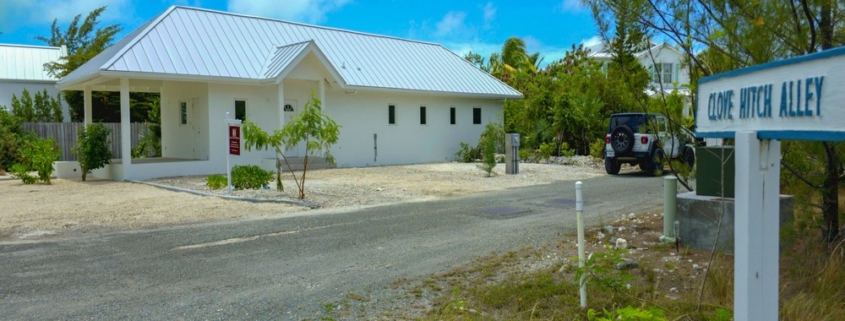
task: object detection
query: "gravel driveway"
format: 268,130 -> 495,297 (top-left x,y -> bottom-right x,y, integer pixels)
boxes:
1,160 -> 604,241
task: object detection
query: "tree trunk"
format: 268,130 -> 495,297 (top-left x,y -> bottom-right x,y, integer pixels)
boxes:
818,1 -> 839,242
822,142 -> 840,242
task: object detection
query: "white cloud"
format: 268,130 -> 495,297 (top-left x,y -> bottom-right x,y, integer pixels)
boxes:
581,35 -> 603,47
0,0 -> 132,30
481,2 -> 496,29
227,0 -> 350,24
435,11 -> 468,37
561,0 -> 586,12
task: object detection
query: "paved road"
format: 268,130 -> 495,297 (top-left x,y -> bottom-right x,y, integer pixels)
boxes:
0,171 -> 663,320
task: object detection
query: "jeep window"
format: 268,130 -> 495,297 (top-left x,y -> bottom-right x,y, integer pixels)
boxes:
608,114 -> 647,134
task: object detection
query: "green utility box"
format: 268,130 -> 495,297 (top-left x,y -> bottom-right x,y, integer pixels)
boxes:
696,146 -> 735,198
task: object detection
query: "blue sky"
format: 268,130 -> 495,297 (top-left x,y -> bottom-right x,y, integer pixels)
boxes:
0,0 -> 601,66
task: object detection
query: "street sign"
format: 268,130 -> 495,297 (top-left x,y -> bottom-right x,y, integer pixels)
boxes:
696,47 -> 845,321
229,125 -> 240,156
696,47 -> 845,141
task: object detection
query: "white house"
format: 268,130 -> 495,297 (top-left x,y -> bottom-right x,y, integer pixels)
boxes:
588,41 -> 692,99
55,6 -> 522,181
0,44 -> 70,120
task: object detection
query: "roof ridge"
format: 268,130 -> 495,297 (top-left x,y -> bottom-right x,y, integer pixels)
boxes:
102,6 -> 179,71
172,6 -> 443,47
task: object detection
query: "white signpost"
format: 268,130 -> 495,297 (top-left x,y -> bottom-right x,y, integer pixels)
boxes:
696,47 -> 845,320
225,112 -> 242,195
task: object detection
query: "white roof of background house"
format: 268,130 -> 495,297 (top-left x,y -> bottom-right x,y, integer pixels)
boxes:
587,41 -> 682,60
0,44 -> 67,82
59,6 -> 523,99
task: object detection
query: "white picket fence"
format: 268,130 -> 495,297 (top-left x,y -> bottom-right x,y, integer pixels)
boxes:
22,122 -> 152,161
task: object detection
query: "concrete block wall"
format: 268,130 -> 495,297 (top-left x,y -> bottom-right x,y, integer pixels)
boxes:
676,192 -> 793,253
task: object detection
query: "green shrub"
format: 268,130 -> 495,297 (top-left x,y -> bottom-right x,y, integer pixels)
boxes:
518,149 -> 531,161
12,135 -> 60,184
206,174 -> 227,190
0,108 -> 24,171
560,142 -> 576,157
10,163 -> 36,184
231,165 -> 273,190
536,142 -> 555,160
73,123 -> 112,181
456,142 -> 480,163
590,137 -> 606,159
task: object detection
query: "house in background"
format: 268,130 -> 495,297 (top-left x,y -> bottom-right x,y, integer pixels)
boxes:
55,6 -> 522,181
0,44 -> 70,120
587,41 -> 693,116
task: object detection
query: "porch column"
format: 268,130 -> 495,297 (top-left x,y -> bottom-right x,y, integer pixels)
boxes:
120,78 -> 131,179
83,86 -> 92,125
278,82 -> 285,128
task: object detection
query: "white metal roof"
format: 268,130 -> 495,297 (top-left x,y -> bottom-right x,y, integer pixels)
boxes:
0,44 -> 67,82
59,6 -> 522,99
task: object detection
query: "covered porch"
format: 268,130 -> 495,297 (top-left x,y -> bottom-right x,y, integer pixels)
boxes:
57,77 -> 213,181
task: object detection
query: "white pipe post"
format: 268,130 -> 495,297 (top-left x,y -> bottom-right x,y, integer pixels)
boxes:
661,176 -> 678,243
226,112 -> 232,195
576,181 -> 586,309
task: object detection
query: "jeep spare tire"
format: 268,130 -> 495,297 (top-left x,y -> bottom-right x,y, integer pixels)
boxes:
610,125 -> 635,154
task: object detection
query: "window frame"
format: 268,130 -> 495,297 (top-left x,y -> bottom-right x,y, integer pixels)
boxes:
179,101 -> 187,126
388,104 -> 396,125
652,63 -> 674,83
419,106 -> 427,125
472,107 -> 482,125
235,99 -> 247,122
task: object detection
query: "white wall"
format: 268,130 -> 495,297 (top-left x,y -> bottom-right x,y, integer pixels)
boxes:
160,81 -> 209,160
0,80 -> 70,121
207,82 -> 280,167
324,88 -> 503,167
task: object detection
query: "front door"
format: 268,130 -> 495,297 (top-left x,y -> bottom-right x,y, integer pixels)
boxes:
283,99 -> 301,157
191,97 -> 207,160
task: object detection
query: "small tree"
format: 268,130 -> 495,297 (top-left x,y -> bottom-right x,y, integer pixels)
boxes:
477,130 -> 497,177
11,89 -> 63,122
73,123 -> 111,181
11,135 -> 60,184
244,91 -> 340,199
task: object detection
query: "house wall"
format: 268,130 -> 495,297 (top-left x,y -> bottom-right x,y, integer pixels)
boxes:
639,46 -> 691,90
160,81 -> 210,160
0,80 -> 70,121
207,82 -> 280,166
324,89 -> 502,167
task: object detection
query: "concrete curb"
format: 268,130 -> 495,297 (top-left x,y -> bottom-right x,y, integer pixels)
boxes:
127,180 -> 320,209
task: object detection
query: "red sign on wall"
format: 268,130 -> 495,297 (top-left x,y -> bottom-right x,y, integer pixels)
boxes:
229,126 -> 241,156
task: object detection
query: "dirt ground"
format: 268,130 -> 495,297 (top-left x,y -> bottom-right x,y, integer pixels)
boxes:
0,162 -> 604,241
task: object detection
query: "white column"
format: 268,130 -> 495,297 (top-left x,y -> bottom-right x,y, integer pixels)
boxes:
278,82 -> 285,128
734,131 -> 780,321
83,86 -> 92,125
120,78 -> 131,179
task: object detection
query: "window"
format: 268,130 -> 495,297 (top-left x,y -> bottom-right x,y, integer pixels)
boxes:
652,63 -> 674,83
235,100 -> 246,121
419,106 -> 426,125
388,105 -> 396,124
450,107 -> 456,125
180,101 -> 187,125
472,107 -> 481,124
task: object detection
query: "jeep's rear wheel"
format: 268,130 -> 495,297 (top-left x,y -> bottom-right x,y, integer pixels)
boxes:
610,125 -> 635,154
605,157 -> 621,175
640,148 -> 665,174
